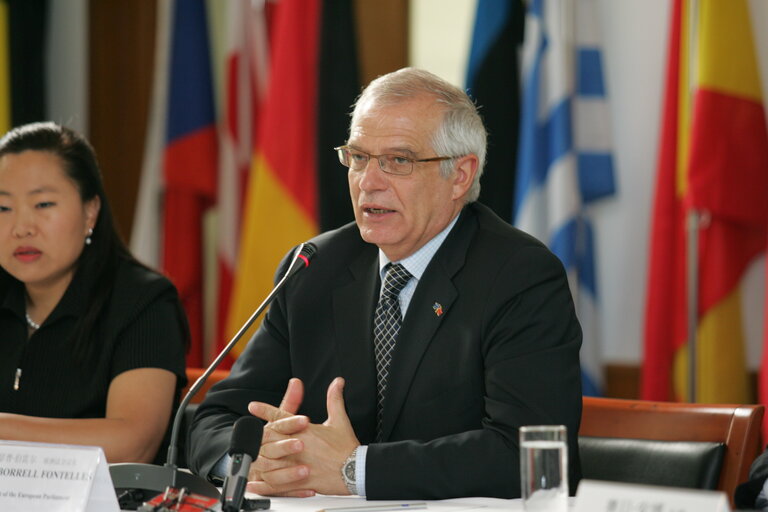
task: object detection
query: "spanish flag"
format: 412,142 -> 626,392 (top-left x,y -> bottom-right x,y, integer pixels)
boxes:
642,0 -> 768,403
223,0 -> 320,359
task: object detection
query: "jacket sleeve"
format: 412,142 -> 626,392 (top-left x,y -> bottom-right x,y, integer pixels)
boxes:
186,252 -> 296,478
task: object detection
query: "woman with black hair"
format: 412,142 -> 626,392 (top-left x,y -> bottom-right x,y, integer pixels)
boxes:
0,122 -> 187,464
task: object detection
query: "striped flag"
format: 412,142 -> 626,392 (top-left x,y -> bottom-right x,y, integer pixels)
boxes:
0,0 -> 48,133
316,0 -> 361,231
643,0 -> 768,404
132,1 -> 172,268
7,0 -> 47,126
464,0 -> 524,220
0,0 -> 9,134
131,0 -> 218,366
163,0 -> 218,367
223,0 -> 319,359
514,0 -> 616,396
213,0 -> 270,365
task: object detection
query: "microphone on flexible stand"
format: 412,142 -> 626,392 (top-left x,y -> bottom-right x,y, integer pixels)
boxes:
222,417 -> 263,512
110,242 -> 318,506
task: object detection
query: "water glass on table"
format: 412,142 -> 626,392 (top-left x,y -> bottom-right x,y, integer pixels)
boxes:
519,425 -> 568,512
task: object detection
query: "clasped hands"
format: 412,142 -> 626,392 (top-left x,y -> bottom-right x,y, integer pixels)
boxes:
245,377 -> 360,497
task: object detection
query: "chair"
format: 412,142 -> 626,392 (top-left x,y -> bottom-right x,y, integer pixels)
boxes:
182,367 -> 231,403
579,396 -> 764,506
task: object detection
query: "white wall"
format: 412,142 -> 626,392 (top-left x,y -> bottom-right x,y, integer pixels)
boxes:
409,0 -> 476,86
46,0 -> 88,135
411,0 -> 767,366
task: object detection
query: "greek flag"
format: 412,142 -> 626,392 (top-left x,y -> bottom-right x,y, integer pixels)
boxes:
514,0 -> 616,396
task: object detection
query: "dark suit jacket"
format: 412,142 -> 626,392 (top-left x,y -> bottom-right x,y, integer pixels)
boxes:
735,446 -> 768,508
188,202 -> 583,499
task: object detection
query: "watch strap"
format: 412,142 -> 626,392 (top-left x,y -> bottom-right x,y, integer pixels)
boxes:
342,447 -> 358,495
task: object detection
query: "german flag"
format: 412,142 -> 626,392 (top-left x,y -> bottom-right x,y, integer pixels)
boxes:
0,0 -> 9,134
0,0 -> 48,133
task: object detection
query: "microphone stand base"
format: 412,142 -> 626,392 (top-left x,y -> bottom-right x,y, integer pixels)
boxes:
110,462 -> 220,506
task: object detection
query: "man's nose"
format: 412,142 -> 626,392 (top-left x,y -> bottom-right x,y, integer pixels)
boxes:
357,159 -> 389,191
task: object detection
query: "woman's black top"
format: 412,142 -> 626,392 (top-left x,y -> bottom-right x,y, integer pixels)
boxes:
0,258 -> 187,463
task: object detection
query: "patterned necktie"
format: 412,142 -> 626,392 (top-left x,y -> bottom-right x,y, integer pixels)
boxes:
373,263 -> 413,441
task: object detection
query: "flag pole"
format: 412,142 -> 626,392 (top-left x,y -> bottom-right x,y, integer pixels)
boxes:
686,209 -> 699,403
685,0 -> 700,404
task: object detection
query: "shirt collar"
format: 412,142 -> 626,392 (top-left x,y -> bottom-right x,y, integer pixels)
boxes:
0,264 -> 94,327
47,265 -> 93,323
0,279 -> 26,321
378,213 -> 460,281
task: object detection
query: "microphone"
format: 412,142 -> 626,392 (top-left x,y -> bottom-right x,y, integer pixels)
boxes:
222,417 -> 263,512
110,242 -> 317,504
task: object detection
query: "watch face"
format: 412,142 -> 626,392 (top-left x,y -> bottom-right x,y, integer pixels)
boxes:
344,460 -> 355,481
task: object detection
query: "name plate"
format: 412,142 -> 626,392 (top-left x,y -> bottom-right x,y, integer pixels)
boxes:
0,440 -> 119,512
574,480 -> 730,512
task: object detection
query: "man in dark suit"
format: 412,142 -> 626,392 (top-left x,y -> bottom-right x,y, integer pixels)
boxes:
188,67 -> 582,499
736,448 -> 768,509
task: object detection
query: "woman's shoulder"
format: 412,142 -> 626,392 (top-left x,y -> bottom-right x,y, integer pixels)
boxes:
100,258 -> 188,381
106,258 -> 182,321
113,258 -> 176,295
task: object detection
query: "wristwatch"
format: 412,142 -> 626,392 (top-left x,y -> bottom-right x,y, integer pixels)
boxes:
341,447 -> 358,495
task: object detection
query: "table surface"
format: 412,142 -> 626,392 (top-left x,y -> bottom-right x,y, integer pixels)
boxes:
119,495 -> 524,512
260,496 -> 526,512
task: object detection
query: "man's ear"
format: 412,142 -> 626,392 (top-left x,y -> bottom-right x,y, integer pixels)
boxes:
451,154 -> 479,201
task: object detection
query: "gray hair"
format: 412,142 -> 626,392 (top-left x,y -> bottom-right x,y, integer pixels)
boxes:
350,68 -> 487,203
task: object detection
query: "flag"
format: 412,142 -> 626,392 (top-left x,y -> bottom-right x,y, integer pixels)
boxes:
640,0 -> 687,402
465,0 -> 524,220
316,0 -> 361,231
514,0 -> 616,396
224,0 -> 320,360
132,1 -> 172,267
131,0 -> 218,367
213,0 -> 270,364
0,0 -> 9,134
162,0 -> 218,367
0,0 -> 49,133
642,0 -> 767,403
7,0 -> 47,126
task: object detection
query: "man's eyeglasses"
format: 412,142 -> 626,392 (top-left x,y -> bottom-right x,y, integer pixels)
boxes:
334,146 -> 459,176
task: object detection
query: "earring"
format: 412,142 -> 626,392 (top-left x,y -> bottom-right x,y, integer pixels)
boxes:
85,228 -> 93,245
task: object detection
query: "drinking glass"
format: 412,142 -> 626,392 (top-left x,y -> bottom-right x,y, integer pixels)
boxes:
519,425 -> 568,512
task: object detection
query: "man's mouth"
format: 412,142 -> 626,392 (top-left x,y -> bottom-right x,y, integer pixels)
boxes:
364,207 -> 395,214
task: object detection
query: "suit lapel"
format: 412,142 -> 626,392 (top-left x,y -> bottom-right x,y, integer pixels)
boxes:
333,248 -> 379,441
379,207 -> 478,440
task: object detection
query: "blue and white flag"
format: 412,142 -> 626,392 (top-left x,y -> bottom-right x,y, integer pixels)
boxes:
514,0 -> 616,396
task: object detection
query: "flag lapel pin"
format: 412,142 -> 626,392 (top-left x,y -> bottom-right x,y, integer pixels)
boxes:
432,302 -> 443,317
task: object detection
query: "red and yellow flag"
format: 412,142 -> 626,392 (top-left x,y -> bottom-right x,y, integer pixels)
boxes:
223,0 -> 319,360
213,0 -> 270,365
642,0 -> 768,403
